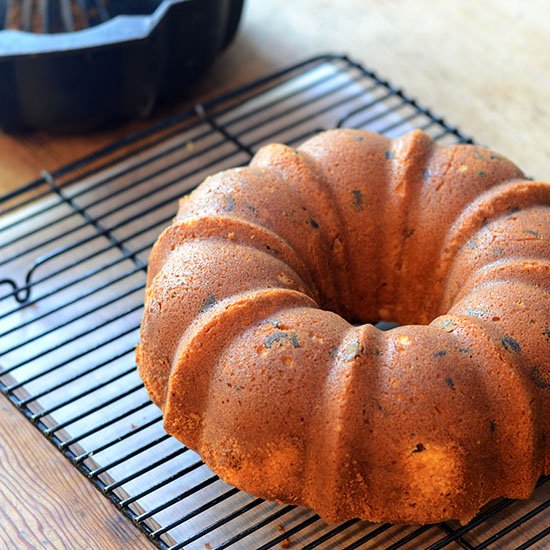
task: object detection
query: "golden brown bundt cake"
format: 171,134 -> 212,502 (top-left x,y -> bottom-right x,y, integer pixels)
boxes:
136,129 -> 550,525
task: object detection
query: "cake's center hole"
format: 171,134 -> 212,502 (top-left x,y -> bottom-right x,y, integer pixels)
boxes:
354,321 -> 400,331
374,321 -> 400,331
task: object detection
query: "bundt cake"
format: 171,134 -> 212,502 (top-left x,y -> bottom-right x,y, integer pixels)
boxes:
136,128 -> 549,525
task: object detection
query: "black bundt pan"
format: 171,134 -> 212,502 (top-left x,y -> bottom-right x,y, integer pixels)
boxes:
0,0 -> 244,132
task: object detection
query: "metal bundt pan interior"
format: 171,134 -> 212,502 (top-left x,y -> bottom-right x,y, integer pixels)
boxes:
0,0 -> 244,132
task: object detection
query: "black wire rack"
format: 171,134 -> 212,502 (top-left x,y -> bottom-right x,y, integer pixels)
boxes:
0,54 -> 548,549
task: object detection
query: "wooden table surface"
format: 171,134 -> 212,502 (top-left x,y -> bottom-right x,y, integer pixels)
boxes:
1,0 -> 549,547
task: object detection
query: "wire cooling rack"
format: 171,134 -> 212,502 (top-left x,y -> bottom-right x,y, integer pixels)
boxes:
0,54 -> 548,549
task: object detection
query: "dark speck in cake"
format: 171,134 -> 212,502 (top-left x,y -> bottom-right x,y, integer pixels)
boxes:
442,319 -> 457,331
223,195 -> 236,211
523,229 -> 541,238
500,336 -> 521,353
446,377 -> 455,390
384,150 -> 395,160
260,319 -> 281,328
342,339 -> 360,361
244,203 -> 256,212
412,443 -> 425,453
531,365 -> 550,389
490,420 -> 497,433
355,136 -> 364,142
308,219 -> 319,229
289,333 -> 301,348
543,328 -> 550,342
458,347 -> 473,354
467,308 -> 487,317
265,331 -> 288,349
434,349 -> 447,358
352,189 -> 364,210
469,239 -> 479,249
473,150 -> 484,160
199,294 -> 217,313
476,171 -> 487,177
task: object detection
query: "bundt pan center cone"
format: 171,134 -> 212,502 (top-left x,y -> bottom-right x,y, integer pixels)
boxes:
136,128 -> 549,525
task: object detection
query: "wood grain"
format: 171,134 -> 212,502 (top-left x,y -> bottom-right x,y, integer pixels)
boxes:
0,398 -> 151,549
0,0 -> 548,547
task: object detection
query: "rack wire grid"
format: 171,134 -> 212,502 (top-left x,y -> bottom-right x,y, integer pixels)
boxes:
0,54 -> 548,550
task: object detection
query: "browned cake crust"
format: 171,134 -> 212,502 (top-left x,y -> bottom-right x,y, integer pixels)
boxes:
136,129 -> 550,525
